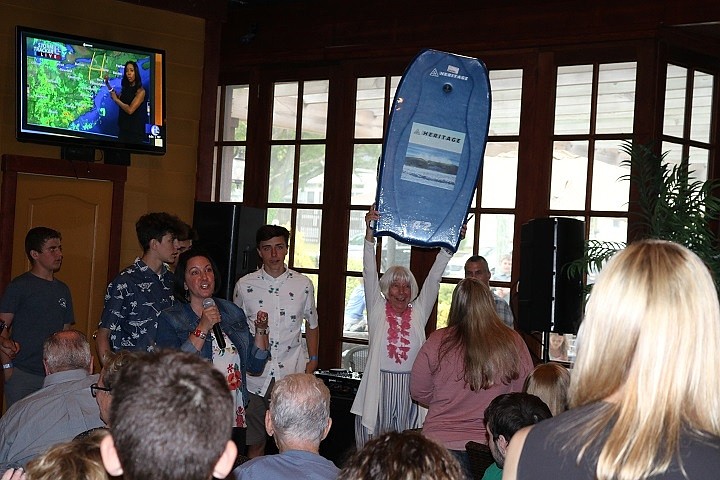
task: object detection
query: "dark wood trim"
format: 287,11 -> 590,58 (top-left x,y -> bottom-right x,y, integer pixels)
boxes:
0,155 -> 127,292
119,0 -> 227,21
196,19 -> 224,202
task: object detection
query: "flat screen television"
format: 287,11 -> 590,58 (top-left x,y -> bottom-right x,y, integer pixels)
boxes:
16,26 -> 166,156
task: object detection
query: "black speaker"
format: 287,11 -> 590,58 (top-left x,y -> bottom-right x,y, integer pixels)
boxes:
61,145 -> 95,161
103,149 -> 131,166
319,395 -> 356,467
192,202 -> 266,300
518,217 -> 584,334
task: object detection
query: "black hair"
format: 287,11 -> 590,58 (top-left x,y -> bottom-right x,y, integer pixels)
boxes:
120,60 -> 143,90
109,351 -> 233,480
135,212 -> 183,252
484,392 -> 552,441
25,227 -> 61,263
255,224 -> 290,247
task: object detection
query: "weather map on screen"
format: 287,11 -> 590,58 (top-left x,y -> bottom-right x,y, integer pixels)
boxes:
26,39 -> 151,138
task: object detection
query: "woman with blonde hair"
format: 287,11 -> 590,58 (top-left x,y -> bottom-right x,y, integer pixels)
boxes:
23,429 -> 109,480
523,362 -> 570,416
504,240 -> 720,479
411,277 -> 533,475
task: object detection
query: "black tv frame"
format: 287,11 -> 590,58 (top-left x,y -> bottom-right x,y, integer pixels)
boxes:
16,26 -> 167,157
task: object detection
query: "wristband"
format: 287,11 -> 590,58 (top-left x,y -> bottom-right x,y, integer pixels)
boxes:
2,363 -> 13,369
256,328 -> 269,336
309,355 -> 318,361
193,329 -> 207,340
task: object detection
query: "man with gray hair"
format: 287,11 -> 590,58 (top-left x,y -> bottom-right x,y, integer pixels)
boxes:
0,330 -> 103,470
233,373 -> 338,479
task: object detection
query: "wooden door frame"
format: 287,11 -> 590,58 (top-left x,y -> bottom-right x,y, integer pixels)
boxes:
0,155 -> 127,292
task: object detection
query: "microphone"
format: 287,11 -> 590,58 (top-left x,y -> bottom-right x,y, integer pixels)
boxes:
202,298 -> 226,350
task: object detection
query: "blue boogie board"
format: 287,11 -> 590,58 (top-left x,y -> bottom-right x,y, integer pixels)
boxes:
374,49 -> 491,252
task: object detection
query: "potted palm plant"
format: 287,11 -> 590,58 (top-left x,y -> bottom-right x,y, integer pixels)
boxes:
567,140 -> 720,289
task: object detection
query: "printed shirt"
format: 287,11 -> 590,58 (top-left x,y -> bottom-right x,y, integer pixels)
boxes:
99,258 -> 174,352
233,265 -> 318,396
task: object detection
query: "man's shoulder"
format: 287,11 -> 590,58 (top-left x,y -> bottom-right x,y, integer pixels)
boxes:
285,269 -> 314,286
237,450 -> 338,478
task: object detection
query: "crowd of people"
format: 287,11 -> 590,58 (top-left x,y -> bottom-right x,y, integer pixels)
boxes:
2,207 -> 720,479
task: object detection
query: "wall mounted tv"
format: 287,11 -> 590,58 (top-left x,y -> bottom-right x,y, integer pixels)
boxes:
17,26 -> 166,156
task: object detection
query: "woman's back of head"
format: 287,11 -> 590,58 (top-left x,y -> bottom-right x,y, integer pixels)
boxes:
25,429 -> 109,480
523,362 -> 570,416
569,239 -> 720,479
441,278 -> 521,390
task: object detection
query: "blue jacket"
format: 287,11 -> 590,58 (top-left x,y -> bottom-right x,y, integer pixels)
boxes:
155,298 -> 269,406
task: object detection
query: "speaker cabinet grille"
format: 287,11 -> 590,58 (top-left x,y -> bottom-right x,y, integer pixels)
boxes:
518,217 -> 584,334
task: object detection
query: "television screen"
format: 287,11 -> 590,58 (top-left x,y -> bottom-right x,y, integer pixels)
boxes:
16,26 -> 166,156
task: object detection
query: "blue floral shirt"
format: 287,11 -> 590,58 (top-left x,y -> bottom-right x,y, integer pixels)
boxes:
99,258 -> 174,352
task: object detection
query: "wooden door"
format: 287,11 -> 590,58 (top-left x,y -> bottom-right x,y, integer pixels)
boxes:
11,174 -> 113,349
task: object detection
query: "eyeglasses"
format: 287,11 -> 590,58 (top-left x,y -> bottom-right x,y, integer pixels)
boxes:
90,382 -> 112,398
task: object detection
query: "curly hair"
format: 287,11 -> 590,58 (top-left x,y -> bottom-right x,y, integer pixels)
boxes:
338,431 -> 464,480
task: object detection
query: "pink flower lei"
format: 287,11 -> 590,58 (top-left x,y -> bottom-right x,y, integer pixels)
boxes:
386,302 -> 412,364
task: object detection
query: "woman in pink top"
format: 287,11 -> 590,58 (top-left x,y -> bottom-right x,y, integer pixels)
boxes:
410,278 -> 533,476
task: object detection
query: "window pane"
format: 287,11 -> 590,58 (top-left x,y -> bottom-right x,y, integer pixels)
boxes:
294,209 -> 322,269
589,216 -> 627,243
223,85 -> 249,141
301,80 -> 329,139
550,140 -> 589,210
344,277 -> 367,340
380,237 -> 410,272
215,86 -> 221,141
555,65 -> 592,135
661,141 -> 683,168
663,64 -> 687,138
219,145 -> 245,202
272,82 -> 298,140
268,145 -> 295,203
444,215 -> 476,278
351,144 -> 381,205
481,142 -> 518,208
689,147 -> 709,182
590,141 -> 630,211
690,71 -> 713,143
347,210 -> 366,272
477,213 -> 515,281
298,145 -> 325,204
437,283 -> 456,329
489,70 -> 522,136
267,208 -> 291,229
596,62 -> 636,134
355,77 -> 386,138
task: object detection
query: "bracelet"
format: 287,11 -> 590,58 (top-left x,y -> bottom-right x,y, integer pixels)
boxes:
309,355 -> 318,362
2,363 -> 13,369
193,329 -> 207,340
108,87 -> 114,93
256,328 -> 269,336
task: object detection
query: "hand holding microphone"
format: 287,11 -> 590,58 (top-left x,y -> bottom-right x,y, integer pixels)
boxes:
202,298 -> 226,350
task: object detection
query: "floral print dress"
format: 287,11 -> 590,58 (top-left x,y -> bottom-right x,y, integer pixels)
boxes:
211,329 -> 246,427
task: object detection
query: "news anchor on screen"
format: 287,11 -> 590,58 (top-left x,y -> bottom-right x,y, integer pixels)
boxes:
105,60 -> 147,144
